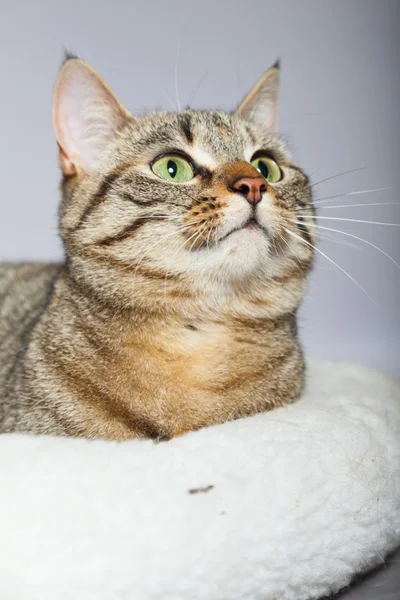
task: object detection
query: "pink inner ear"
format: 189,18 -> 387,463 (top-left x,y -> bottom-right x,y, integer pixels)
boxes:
53,59 -> 130,174
236,66 -> 280,135
58,144 -> 77,176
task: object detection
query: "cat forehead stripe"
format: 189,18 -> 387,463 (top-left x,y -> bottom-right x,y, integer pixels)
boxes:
180,114 -> 193,144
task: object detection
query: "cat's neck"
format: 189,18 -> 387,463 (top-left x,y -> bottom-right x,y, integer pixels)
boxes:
62,256 -> 306,328
28,266 -> 304,440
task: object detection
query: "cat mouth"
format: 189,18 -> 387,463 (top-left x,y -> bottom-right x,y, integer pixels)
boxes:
243,217 -> 260,230
220,216 -> 266,242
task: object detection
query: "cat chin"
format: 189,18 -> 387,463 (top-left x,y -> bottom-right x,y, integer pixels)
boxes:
218,224 -> 270,257
189,226 -> 276,281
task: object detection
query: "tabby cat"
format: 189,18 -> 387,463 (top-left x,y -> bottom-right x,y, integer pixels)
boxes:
0,56 -> 315,440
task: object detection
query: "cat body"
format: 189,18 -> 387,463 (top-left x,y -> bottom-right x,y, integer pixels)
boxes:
0,59 -> 315,440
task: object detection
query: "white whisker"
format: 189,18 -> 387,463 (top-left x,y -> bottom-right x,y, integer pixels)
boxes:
206,226 -> 213,251
162,219 -> 204,241
174,42 -> 182,112
314,201 -> 399,210
283,227 -> 377,306
182,227 -> 204,250
162,225 -> 191,240
298,215 -> 400,227
316,232 -> 361,250
313,186 -> 393,205
279,231 -> 305,270
160,87 -> 177,112
311,167 -> 366,189
188,225 -> 207,252
133,215 -> 181,221
291,219 -> 400,270
187,69 -> 211,108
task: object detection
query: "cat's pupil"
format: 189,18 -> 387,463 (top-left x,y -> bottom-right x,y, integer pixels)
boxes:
167,160 -> 178,178
257,160 -> 269,179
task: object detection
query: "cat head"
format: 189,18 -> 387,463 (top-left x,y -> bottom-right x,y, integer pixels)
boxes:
53,56 -> 315,318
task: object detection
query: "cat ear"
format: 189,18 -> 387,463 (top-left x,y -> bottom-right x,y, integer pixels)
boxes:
235,61 -> 280,134
53,57 -> 132,175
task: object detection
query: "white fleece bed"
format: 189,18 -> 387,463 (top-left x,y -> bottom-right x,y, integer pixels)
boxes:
0,359 -> 399,600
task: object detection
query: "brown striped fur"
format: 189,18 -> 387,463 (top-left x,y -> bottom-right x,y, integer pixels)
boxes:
0,59 -> 315,440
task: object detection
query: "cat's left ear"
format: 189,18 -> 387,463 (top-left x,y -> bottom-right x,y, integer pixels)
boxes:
53,57 -> 132,175
235,61 -> 280,134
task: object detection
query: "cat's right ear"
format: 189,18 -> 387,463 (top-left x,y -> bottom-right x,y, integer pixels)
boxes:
235,61 -> 280,135
53,57 -> 132,176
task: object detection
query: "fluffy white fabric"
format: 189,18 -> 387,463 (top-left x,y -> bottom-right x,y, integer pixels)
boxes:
0,359 -> 399,600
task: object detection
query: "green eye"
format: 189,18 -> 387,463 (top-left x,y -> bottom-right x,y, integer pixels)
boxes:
251,156 -> 282,183
151,154 -> 195,182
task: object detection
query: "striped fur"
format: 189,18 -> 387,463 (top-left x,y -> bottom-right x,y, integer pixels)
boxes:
0,60 -> 315,440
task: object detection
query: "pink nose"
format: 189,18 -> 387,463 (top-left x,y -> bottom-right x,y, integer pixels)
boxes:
231,177 -> 267,205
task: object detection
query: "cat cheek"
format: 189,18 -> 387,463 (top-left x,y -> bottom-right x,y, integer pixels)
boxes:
256,200 -> 287,237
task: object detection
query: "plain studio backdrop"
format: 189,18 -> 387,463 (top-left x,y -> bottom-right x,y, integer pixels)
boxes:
0,0 -> 399,380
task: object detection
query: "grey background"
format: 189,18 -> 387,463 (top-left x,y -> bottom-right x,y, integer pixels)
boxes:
0,1 -> 399,597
